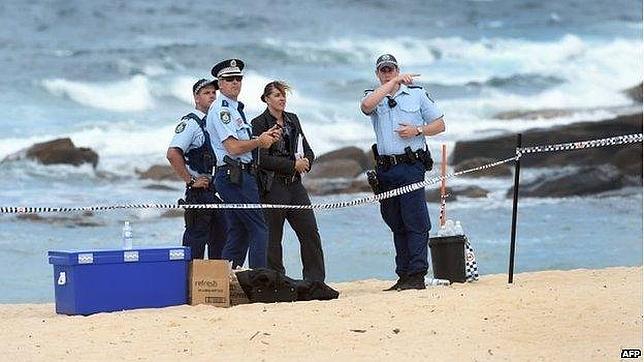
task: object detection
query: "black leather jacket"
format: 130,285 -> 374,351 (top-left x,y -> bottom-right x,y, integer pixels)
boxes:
250,108 -> 315,192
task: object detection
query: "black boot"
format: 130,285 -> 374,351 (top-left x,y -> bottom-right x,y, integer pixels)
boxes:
398,273 -> 426,290
383,276 -> 407,291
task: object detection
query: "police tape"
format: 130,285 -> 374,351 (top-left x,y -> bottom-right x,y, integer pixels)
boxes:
0,156 -> 518,214
517,133 -> 642,156
0,132 -> 641,214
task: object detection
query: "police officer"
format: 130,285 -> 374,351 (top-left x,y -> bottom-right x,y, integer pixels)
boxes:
167,78 -> 226,260
206,58 -> 281,269
360,54 -> 446,290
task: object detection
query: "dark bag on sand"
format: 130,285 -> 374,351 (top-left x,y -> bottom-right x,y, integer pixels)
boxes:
236,269 -> 339,303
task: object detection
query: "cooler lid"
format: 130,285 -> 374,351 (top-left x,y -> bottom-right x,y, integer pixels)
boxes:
48,247 -> 191,266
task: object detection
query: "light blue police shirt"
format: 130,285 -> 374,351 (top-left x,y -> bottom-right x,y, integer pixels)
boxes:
362,84 -> 443,155
168,109 -> 208,177
206,93 -> 254,166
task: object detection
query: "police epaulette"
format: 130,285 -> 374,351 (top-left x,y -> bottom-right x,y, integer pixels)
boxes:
181,112 -> 201,123
408,85 -> 423,89
221,99 -> 229,107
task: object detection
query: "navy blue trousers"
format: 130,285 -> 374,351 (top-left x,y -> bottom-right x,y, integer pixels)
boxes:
215,168 -> 268,269
182,186 -> 226,260
377,161 -> 431,277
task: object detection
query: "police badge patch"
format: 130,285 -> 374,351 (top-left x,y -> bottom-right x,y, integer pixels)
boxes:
175,122 -> 186,133
220,110 -> 231,124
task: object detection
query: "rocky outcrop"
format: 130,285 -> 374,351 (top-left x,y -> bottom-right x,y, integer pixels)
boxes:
426,185 -> 489,202
314,146 -> 370,171
451,113 -> 643,169
136,165 -> 181,181
16,211 -> 104,227
307,159 -> 364,179
453,112 -> 642,197
494,109 -> 575,120
624,82 -> 643,103
303,176 -> 371,196
161,209 -> 184,218
508,165 -> 631,198
2,138 -> 99,168
143,184 -> 179,191
304,146 -> 373,195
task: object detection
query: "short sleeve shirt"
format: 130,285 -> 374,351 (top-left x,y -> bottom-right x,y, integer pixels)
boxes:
362,84 -> 443,155
206,93 -> 254,166
168,110 -> 207,177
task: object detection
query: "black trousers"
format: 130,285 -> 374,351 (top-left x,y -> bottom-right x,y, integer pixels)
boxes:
183,186 -> 226,260
261,178 -> 325,282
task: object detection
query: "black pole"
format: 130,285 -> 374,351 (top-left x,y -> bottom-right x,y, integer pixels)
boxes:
508,134 -> 522,284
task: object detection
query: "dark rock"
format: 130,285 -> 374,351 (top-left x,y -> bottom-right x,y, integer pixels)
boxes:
303,178 -> 354,196
161,209 -> 184,218
364,149 -> 376,169
451,113 -> 643,169
507,165 -> 625,198
425,185 -> 489,202
302,176 -> 372,196
425,187 -> 457,203
454,157 -> 513,177
624,82 -> 643,103
494,109 -> 574,120
95,170 -> 123,181
15,212 -> 104,227
3,138 -> 99,168
613,144 -> 642,177
136,165 -> 181,181
455,185 -> 490,198
315,147 -> 370,171
143,184 -> 179,191
307,159 -> 363,179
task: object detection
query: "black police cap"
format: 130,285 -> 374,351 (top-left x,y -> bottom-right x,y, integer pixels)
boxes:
211,58 -> 245,79
376,54 -> 398,70
192,78 -> 218,94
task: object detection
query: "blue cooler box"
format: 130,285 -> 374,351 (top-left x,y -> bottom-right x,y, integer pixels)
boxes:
48,247 -> 191,315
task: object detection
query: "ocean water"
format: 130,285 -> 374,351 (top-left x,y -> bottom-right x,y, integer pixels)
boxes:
0,0 -> 642,302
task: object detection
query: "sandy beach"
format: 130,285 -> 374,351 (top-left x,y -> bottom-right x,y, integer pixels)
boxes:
0,267 -> 641,361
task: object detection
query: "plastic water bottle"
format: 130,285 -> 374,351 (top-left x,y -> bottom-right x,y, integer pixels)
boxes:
444,219 -> 455,236
454,221 -> 464,236
425,277 -> 451,286
122,221 -> 133,250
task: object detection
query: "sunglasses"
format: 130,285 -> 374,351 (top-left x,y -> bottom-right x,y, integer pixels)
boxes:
387,96 -> 397,108
378,66 -> 396,73
222,76 -> 243,82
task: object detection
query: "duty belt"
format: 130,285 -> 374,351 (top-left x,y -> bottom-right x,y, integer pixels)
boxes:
274,174 -> 300,185
218,162 -> 255,172
376,149 -> 424,169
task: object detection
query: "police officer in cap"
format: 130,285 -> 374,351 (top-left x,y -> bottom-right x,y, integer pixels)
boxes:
360,54 -> 446,290
206,58 -> 281,269
167,78 -> 226,259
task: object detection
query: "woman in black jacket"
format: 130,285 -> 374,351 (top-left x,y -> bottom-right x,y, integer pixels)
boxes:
250,81 -> 325,282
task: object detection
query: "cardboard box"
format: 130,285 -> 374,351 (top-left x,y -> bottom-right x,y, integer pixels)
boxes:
48,247 -> 191,315
189,260 -> 230,307
229,270 -> 250,306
